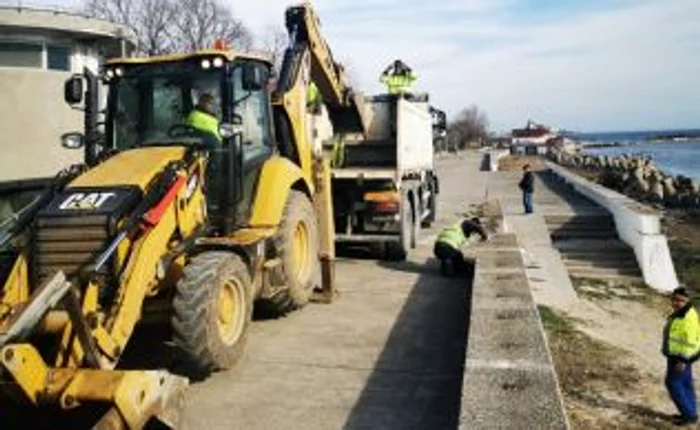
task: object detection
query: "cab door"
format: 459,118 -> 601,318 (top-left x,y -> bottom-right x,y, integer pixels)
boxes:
230,62 -> 275,223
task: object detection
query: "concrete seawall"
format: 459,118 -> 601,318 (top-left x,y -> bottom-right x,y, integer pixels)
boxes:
460,233 -> 569,429
546,161 -> 679,292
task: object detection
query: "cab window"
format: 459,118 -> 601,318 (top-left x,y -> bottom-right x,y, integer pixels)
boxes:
231,64 -> 273,160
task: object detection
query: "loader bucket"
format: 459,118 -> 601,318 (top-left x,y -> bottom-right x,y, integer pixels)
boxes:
326,91 -> 369,135
0,343 -> 188,429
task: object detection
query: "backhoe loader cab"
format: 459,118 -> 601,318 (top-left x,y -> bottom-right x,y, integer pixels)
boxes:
67,52 -> 274,234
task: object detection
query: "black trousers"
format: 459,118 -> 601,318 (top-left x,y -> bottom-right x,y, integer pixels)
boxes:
434,242 -> 467,276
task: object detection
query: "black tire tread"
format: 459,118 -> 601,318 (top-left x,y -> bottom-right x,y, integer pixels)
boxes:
259,191 -> 319,316
172,252 -> 251,378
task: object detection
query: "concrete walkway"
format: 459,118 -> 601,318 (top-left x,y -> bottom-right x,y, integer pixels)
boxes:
179,152 -> 570,429
182,155 -> 488,429
484,170 -> 578,309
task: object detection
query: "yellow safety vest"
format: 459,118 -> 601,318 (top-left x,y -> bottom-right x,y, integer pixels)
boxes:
436,222 -> 467,250
664,305 -> 700,362
307,82 -> 322,110
380,72 -> 417,94
186,109 -> 221,141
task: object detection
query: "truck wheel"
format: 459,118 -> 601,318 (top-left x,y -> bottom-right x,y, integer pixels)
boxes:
422,181 -> 437,228
172,252 -> 252,378
386,195 -> 411,261
263,190 -> 320,315
411,196 -> 420,249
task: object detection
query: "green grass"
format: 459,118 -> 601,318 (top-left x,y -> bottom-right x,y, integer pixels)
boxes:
538,305 -> 576,334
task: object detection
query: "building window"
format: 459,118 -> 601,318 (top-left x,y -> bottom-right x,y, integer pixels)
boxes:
47,45 -> 71,71
0,42 -> 42,68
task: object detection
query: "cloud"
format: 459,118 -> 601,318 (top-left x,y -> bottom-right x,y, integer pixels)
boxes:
27,0 -> 699,131
229,0 -> 700,132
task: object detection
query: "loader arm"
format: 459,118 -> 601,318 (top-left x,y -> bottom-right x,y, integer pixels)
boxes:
272,2 -> 367,186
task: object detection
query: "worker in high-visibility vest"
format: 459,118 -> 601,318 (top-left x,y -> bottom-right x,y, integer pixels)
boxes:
380,60 -> 417,95
187,93 -> 221,142
662,287 -> 700,426
434,217 -> 488,277
307,82 -> 322,114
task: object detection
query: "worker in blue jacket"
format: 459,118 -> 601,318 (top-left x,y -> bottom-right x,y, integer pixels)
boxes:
662,287 -> 700,426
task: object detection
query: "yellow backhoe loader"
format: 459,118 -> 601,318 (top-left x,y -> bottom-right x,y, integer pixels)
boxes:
0,2 -> 364,428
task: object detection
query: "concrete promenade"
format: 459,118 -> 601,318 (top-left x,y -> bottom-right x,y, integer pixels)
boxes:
181,153 -> 569,429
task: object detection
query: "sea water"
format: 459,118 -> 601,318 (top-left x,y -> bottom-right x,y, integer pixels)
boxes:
575,130 -> 700,180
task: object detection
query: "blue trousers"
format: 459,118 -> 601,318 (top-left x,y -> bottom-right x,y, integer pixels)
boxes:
666,360 -> 698,420
523,192 -> 533,214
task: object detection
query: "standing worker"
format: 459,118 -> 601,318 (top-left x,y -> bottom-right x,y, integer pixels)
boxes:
433,217 -> 488,277
519,164 -> 535,214
662,287 -> 700,426
380,60 -> 417,95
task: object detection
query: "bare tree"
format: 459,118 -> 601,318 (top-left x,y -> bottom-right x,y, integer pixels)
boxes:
258,25 -> 288,72
84,0 -> 252,55
85,0 -> 177,55
448,105 -> 490,149
173,0 -> 252,53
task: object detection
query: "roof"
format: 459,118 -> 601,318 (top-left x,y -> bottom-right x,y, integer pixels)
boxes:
0,5 -> 135,46
107,50 -> 272,66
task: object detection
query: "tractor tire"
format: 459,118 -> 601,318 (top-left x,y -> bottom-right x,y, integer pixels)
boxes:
385,194 -> 411,261
172,252 -> 252,378
261,191 -> 320,315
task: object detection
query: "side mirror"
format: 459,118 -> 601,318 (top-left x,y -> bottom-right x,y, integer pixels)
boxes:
64,76 -> 84,105
242,64 -> 265,91
61,132 -> 85,149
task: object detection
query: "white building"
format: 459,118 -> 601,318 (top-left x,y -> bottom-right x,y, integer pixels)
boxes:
0,5 -> 134,183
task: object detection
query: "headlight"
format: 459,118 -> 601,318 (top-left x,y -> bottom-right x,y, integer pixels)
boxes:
105,69 -> 115,79
213,57 -> 224,68
115,67 -> 124,77
201,59 -> 211,69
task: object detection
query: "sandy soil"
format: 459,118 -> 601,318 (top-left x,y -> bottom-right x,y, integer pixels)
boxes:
544,279 -> 682,429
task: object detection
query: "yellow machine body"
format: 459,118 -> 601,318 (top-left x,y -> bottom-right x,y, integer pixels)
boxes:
0,3 -> 358,429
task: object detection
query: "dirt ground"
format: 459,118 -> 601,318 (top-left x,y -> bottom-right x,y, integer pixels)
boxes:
498,155 -> 546,172
541,280 -> 679,430
663,211 -> 700,294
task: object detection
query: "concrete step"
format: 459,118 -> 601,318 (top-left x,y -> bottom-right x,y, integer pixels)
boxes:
562,258 -> 640,269
553,239 -> 631,252
551,231 -> 618,240
567,266 -> 642,277
558,246 -> 636,257
567,270 -> 644,283
546,223 -> 616,231
544,214 -> 613,224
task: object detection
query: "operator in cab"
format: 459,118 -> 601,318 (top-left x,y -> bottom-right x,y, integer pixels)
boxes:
186,93 -> 221,142
380,59 -> 417,95
434,217 -> 489,277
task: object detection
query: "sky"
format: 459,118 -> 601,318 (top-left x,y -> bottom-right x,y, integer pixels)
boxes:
22,0 -> 700,132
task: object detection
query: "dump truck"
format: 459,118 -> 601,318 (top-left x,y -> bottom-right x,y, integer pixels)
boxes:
328,94 -> 445,260
0,3 -> 363,429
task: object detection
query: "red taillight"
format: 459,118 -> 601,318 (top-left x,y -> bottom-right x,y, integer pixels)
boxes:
373,200 -> 399,213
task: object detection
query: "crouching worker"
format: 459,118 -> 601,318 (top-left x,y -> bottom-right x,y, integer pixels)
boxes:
434,217 -> 489,277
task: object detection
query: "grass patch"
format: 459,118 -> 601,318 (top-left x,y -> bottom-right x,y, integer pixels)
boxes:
570,277 -> 656,303
538,305 -> 576,334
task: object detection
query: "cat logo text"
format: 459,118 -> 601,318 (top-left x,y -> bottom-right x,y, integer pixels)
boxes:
58,192 -> 116,210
